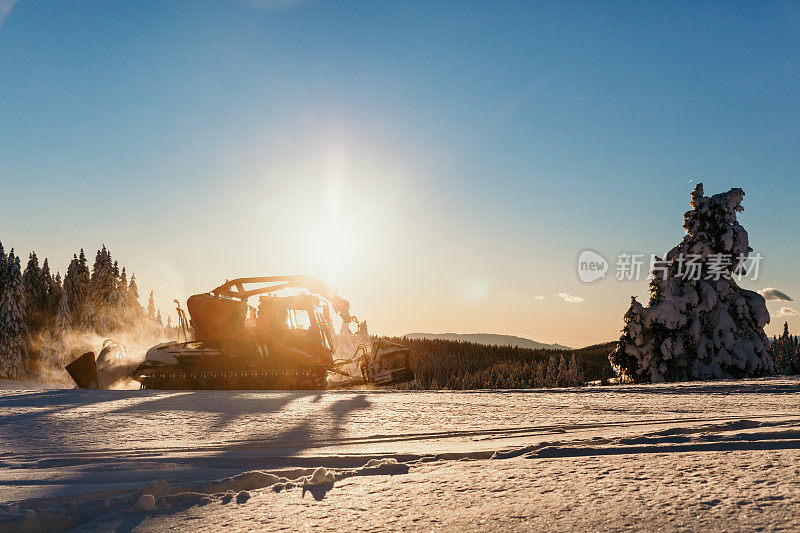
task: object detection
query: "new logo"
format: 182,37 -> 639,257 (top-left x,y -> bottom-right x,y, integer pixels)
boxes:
577,250 -> 608,283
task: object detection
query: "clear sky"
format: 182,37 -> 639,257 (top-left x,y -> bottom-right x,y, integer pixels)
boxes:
1,1 -> 799,347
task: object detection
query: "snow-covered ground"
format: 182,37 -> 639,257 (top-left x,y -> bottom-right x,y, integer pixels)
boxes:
2,378 -> 800,531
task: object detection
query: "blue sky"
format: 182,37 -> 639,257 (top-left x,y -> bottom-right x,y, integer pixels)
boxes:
1,1 -> 799,346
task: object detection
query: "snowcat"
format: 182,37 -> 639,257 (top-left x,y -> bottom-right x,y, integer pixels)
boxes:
65,276 -> 413,390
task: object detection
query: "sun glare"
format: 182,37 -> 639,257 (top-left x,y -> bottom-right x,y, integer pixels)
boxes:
306,216 -> 357,287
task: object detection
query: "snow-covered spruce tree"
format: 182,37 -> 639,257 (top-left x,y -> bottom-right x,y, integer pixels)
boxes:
147,290 -> 156,322
52,252 -> 97,366
545,354 -> 559,387
33,259 -> 62,368
55,254 -> 87,334
0,241 -> 7,304
43,259 -> 61,324
568,354 -> 584,386
0,242 -> 8,350
555,354 -> 568,387
80,245 -> 121,335
22,251 -> 51,336
127,273 -> 141,314
0,252 -> 30,379
118,267 -> 128,304
610,184 -> 773,382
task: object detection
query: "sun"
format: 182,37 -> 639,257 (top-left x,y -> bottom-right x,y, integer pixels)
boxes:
306,216 -> 358,287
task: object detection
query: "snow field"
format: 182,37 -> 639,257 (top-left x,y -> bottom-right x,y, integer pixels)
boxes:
1,377 -> 799,530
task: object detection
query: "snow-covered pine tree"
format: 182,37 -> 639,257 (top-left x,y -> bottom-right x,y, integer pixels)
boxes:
43,259 -> 61,325
533,360 -> 546,388
0,251 -> 30,379
0,242 -> 8,357
555,354 -> 568,387
52,272 -> 62,315
119,267 -> 128,295
567,354 -> 584,386
545,354 -> 559,387
81,245 -> 119,335
610,184 -> 773,382
127,273 -> 141,314
111,265 -> 129,323
0,241 -> 7,305
55,255 -> 85,334
33,259 -> 60,368
147,290 -> 156,322
22,251 -> 50,336
53,256 -> 80,367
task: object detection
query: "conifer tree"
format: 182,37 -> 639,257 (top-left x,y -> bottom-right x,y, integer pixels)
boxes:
55,255 -> 86,333
72,249 -> 90,325
77,249 -> 90,280
0,241 -> 7,304
545,354 -> 559,387
42,259 -> 61,325
567,354 -> 584,386
126,273 -> 143,323
533,360 -> 546,388
0,252 -> 30,379
22,251 -> 49,336
128,273 -> 140,307
81,246 -> 119,334
51,271 -> 62,314
555,354 -> 568,387
147,290 -> 156,322
610,185 -> 773,382
53,256 -> 84,366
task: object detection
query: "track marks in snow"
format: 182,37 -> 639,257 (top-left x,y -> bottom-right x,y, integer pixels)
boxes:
4,413 -> 798,471
525,418 -> 800,459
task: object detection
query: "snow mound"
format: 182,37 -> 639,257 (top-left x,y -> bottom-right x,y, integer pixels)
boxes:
201,471 -> 282,494
610,184 -> 774,382
134,494 -> 156,512
306,466 -> 335,485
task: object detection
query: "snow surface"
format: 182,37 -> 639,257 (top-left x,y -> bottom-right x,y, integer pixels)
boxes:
1,378 -> 800,531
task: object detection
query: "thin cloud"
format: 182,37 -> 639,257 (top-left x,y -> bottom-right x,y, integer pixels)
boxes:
493,74 -> 556,124
232,0 -> 311,11
533,295 -> 545,301
556,292 -> 585,304
778,307 -> 799,317
0,0 -> 18,31
758,288 -> 793,301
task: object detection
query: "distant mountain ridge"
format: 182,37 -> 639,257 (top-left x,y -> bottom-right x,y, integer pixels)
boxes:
404,333 -> 572,351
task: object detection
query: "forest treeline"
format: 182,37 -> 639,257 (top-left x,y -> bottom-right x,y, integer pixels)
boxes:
390,330 -> 800,390
388,337 -> 617,389
389,330 -> 800,390
0,242 -> 175,380
770,322 -> 800,376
